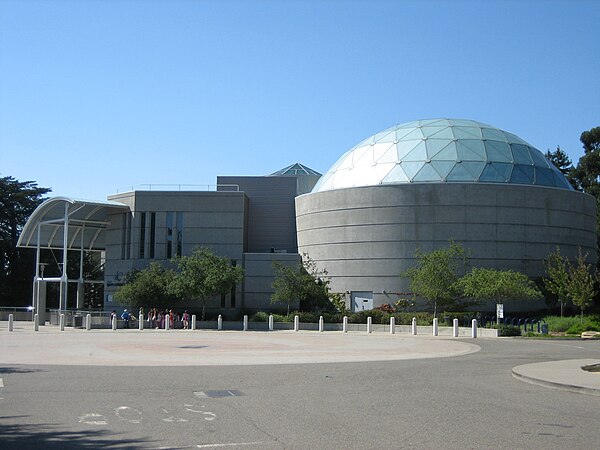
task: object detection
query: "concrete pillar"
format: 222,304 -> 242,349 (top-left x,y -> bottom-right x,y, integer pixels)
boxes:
433,318 -> 438,336
367,316 -> 372,334
343,316 -> 348,333
411,317 -> 417,335
217,315 -> 223,330
268,314 -> 274,331
471,319 -> 477,338
86,314 -> 91,331
138,314 -> 143,331
191,314 -> 197,330
34,313 -> 39,331
390,316 -> 395,334
453,318 -> 459,337
319,316 -> 324,332
76,280 -> 85,310
60,313 -> 65,331
294,315 -> 299,332
243,315 -> 248,331
36,280 -> 47,325
8,314 -> 14,331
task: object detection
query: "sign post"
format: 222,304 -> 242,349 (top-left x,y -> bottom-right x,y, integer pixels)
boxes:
496,303 -> 504,325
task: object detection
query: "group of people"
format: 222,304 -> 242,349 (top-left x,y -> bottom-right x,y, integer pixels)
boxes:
110,308 -> 191,329
147,308 -> 191,330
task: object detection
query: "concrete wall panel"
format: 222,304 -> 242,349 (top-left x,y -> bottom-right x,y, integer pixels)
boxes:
296,183 -> 596,311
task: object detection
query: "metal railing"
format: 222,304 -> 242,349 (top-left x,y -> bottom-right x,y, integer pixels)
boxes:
114,184 -> 240,194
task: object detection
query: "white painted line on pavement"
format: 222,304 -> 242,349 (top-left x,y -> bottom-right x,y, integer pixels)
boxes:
196,443 -> 263,448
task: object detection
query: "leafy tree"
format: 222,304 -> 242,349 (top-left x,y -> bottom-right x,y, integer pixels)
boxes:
271,254 -> 331,314
114,262 -> 176,309
567,250 -> 598,320
543,247 -> 571,316
457,268 -> 542,305
570,126 -> 600,197
400,242 -> 468,316
546,146 -> 574,179
169,247 -> 244,319
0,176 -> 51,306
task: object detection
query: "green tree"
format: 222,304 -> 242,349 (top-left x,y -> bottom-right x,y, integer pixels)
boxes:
400,242 -> 468,316
169,247 -> 244,319
567,250 -> 598,320
457,268 -> 541,305
543,247 -> 571,316
546,146 -> 574,179
114,262 -> 176,309
271,254 -> 331,314
570,126 -> 600,197
0,176 -> 51,306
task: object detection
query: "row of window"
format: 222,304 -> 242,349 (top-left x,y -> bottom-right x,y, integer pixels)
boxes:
120,211 -> 183,260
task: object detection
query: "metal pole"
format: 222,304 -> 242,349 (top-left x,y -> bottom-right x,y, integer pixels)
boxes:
59,202 -> 69,312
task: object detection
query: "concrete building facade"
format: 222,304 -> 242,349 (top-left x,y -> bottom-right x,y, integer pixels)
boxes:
296,119 -> 597,312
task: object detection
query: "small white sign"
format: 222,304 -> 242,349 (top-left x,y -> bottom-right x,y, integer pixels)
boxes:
496,303 -> 504,319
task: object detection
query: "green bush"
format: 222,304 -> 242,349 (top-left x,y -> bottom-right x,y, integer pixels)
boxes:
249,312 -> 269,322
543,315 -> 600,333
498,325 -> 522,337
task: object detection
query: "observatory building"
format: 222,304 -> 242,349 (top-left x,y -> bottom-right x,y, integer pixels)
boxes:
296,119 -> 596,311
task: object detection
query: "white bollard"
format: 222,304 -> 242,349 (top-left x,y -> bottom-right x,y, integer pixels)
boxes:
217,314 -> 223,330
367,316 -> 372,334
8,314 -> 14,332
411,317 -> 417,335
34,313 -> 39,331
453,318 -> 459,337
294,315 -> 299,332
243,315 -> 248,331
59,313 -> 65,331
268,314 -> 274,331
86,314 -> 92,331
342,316 -> 348,333
390,316 -> 395,334
191,314 -> 197,330
165,316 -> 170,330
112,315 -> 117,330
138,314 -> 143,331
319,316 -> 324,332
433,318 -> 438,336
471,319 -> 477,338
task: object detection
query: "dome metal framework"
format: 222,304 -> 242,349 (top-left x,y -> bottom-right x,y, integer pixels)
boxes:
313,118 -> 572,193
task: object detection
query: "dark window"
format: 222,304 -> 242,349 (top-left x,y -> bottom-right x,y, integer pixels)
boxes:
220,294 -> 226,308
149,212 -> 156,259
230,259 -> 237,308
176,212 -> 183,257
166,212 -> 173,259
139,212 -> 146,259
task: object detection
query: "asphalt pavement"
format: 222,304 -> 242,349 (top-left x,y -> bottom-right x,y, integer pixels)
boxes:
1,322 -> 600,449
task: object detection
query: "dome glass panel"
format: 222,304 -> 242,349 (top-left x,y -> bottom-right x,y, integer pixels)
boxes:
312,118 -> 574,193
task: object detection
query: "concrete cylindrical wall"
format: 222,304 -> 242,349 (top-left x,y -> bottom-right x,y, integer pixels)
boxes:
296,183 -> 596,310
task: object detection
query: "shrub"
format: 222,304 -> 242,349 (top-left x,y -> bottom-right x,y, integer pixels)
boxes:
250,312 -> 269,322
498,325 -> 522,337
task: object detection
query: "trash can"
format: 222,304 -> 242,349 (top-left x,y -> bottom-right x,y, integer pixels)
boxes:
541,323 -> 548,334
73,315 -> 83,328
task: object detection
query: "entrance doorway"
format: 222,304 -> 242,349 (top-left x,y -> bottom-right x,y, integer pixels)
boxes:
351,291 -> 373,312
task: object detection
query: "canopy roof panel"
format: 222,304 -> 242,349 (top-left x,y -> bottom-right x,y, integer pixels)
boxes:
17,197 -> 130,251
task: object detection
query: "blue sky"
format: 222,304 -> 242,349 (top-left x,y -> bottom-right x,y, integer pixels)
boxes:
1,0 -> 599,199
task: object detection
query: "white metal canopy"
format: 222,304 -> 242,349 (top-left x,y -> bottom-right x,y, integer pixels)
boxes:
18,197 -> 129,251
17,197 -> 130,313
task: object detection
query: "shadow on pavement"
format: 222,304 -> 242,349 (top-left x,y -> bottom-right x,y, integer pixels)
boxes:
0,417 -> 156,449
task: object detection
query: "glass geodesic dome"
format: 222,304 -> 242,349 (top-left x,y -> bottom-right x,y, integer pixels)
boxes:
312,118 -> 572,192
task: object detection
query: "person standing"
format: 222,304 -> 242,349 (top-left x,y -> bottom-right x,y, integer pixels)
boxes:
121,309 -> 131,329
